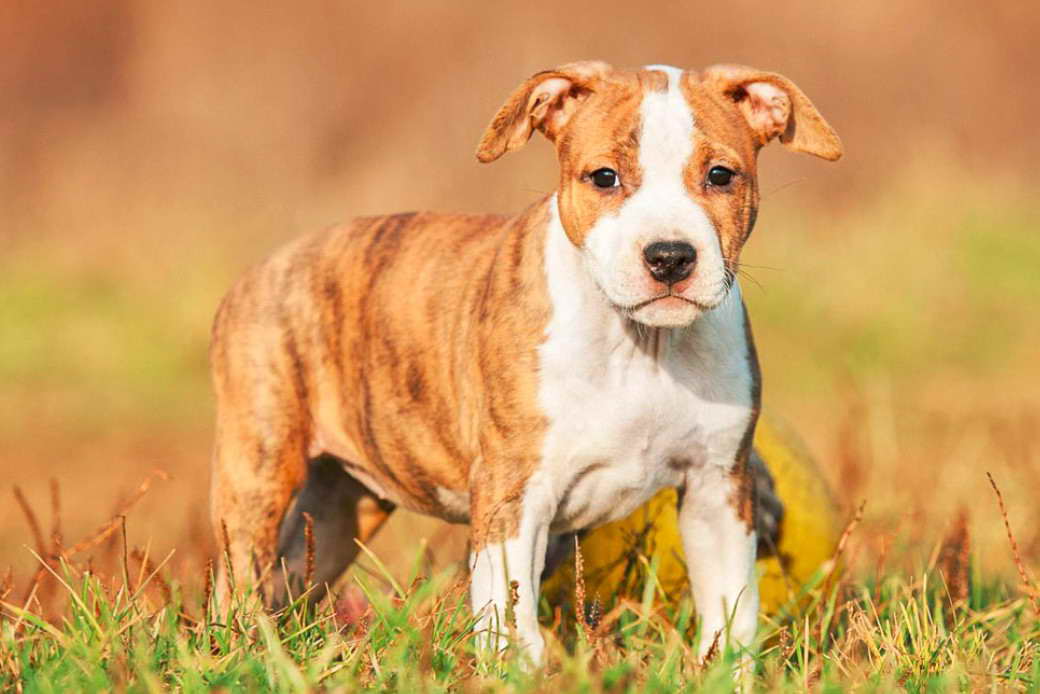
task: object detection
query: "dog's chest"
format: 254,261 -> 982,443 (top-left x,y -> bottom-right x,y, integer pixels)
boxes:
534,295 -> 755,533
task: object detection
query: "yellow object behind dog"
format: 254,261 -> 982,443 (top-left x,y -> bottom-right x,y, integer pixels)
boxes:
542,415 -> 841,614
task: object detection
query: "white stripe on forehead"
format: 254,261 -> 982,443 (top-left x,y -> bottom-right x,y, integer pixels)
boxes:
578,64 -> 726,316
639,66 -> 695,188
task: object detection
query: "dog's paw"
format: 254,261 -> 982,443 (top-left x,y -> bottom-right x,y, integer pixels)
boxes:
751,449 -> 785,557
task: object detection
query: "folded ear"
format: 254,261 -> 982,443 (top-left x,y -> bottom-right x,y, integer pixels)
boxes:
704,64 -> 843,161
476,61 -> 611,163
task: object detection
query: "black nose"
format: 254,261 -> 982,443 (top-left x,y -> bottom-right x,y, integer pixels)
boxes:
643,241 -> 696,284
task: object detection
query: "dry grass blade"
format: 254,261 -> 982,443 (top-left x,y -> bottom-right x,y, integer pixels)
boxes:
202,557 -> 214,618
573,536 -> 592,642
778,625 -> 793,663
937,507 -> 971,607
587,596 -> 602,631
0,567 -> 12,601
986,472 -> 1040,617
818,500 -> 866,600
508,579 -> 520,632
220,518 -> 235,590
19,566 -> 47,605
49,478 -> 62,556
114,470 -> 169,516
701,629 -> 721,666
590,602 -> 628,639
303,511 -> 315,591
121,516 -> 133,595
12,487 -> 56,605
12,486 -> 46,557
129,547 -> 173,605
63,518 -> 122,559
832,501 -> 866,564
65,471 -> 169,557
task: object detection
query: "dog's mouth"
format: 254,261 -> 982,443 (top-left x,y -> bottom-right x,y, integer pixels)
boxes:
621,291 -> 714,314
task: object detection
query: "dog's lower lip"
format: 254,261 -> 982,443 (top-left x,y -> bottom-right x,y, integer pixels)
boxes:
624,293 -> 708,312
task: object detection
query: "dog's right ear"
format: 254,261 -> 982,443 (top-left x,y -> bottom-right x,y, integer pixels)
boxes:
476,61 -> 610,163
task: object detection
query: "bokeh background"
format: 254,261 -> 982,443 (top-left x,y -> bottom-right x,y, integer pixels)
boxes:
2,1 -> 1038,588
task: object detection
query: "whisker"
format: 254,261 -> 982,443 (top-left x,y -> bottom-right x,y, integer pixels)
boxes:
761,178 -> 807,200
723,267 -> 737,291
734,262 -> 783,272
738,269 -> 766,293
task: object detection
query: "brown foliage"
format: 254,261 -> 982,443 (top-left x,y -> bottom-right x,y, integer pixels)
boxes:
937,508 -> 971,607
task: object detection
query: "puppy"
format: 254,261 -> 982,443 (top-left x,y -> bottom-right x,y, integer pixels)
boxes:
209,61 -> 841,663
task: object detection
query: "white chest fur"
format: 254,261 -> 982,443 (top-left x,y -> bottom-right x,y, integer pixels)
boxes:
532,200 -> 755,533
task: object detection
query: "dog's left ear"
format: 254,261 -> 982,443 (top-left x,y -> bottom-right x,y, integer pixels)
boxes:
476,61 -> 610,163
704,65 -> 843,161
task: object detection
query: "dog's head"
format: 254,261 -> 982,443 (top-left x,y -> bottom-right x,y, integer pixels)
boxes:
477,61 -> 842,327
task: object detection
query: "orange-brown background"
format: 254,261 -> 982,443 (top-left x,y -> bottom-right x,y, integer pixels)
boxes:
2,1 -> 1038,584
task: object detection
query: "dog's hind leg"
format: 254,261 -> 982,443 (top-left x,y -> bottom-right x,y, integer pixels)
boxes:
274,454 -> 395,604
209,290 -> 315,609
210,381 -> 310,609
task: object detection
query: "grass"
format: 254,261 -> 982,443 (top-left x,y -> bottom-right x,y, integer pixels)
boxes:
2,470 -> 1039,692
3,537 -> 1040,692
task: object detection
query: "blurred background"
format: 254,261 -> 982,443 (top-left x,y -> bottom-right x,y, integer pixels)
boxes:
1,1 -> 1037,587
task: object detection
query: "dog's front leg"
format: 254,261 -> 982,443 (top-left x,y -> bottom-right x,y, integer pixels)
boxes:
468,489 -> 551,665
679,460 -> 759,660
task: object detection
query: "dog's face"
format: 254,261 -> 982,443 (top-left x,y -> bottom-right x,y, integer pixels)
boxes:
477,62 -> 842,327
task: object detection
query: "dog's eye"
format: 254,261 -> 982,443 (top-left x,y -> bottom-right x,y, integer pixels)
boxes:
707,166 -> 735,187
590,168 -> 620,189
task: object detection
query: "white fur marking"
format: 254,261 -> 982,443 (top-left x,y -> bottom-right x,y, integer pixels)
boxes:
539,199 -> 753,530
582,65 -> 728,327
469,496 -> 549,664
535,197 -> 758,655
679,465 -> 759,658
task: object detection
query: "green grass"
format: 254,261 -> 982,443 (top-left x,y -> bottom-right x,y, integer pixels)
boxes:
3,551 -> 1039,692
